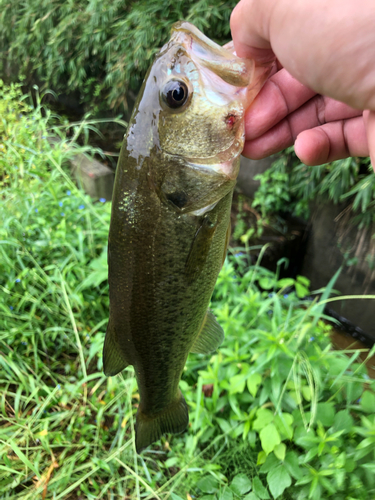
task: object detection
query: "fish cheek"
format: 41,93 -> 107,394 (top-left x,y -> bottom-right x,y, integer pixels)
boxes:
159,105 -> 234,158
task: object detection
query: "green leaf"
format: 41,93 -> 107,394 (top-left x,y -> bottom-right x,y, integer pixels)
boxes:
229,374 -> 247,395
243,494 -> 260,500
219,487 -> 233,500
253,409 -> 274,431
247,373 -> 262,397
252,477 -> 270,499
274,413 -> 294,440
295,282 -> 309,298
171,494 -> 185,500
277,278 -> 295,289
274,443 -> 286,461
260,423 -> 281,455
257,451 -> 267,466
230,474 -> 252,496
259,454 -> 279,473
361,463 -> 375,472
197,476 -> 219,494
267,466 -> 292,499
296,275 -> 310,287
333,409 -> 354,434
284,451 -> 302,480
360,391 -> 375,413
259,277 -> 274,290
316,402 -> 335,427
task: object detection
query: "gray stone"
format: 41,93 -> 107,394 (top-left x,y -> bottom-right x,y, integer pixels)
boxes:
301,201 -> 375,340
71,154 -> 115,201
236,155 -> 276,198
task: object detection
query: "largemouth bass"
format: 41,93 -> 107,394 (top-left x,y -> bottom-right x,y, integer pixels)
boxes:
104,21 -> 270,453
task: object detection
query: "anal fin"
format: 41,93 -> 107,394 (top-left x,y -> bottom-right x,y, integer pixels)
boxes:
135,391 -> 189,453
103,320 -> 130,376
190,309 -> 224,354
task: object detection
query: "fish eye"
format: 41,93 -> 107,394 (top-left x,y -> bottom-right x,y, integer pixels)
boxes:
162,80 -> 189,109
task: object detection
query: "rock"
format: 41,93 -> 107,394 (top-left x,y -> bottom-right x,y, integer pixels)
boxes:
71,154 -> 114,201
237,155 -> 276,198
301,201 -> 375,341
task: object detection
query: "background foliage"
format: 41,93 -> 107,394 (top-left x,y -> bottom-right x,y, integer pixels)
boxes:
253,149 -> 375,228
0,0 -> 236,114
1,82 -> 375,500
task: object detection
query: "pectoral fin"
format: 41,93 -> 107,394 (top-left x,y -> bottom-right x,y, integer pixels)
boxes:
222,220 -> 231,267
103,320 -> 130,376
190,309 -> 224,354
185,215 -> 217,284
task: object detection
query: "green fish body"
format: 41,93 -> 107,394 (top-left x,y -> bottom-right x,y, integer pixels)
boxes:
104,22 -> 270,452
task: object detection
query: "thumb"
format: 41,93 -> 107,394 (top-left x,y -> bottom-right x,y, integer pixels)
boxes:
363,110 -> 375,172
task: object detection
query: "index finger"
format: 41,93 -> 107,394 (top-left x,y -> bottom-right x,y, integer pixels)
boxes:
230,0 -> 275,62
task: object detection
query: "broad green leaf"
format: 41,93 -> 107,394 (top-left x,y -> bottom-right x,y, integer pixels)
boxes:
219,487 -> 233,500
257,451 -> 267,466
259,454 -> 279,473
316,402 -> 335,427
260,423 -> 281,455
302,385 -> 312,401
333,409 -> 354,434
360,391 -> 375,413
274,413 -> 294,440
243,494 -> 259,500
277,278 -> 295,289
252,477 -> 270,499
229,374 -> 246,395
295,282 -> 309,298
274,443 -> 286,461
197,476 -> 219,494
284,451 -> 302,480
247,373 -> 262,397
253,409 -> 274,431
296,275 -> 310,287
258,277 -> 274,290
230,474 -> 252,496
267,466 -> 292,498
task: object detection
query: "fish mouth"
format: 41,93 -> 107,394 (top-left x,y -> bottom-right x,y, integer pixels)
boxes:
171,21 -> 254,88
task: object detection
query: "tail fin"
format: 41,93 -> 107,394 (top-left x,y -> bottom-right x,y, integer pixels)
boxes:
135,391 -> 189,453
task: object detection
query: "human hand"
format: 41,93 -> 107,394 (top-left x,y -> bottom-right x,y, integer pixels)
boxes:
242,66 -> 369,166
230,0 -> 375,168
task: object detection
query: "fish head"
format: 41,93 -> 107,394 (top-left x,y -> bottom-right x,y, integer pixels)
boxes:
127,22 -> 272,180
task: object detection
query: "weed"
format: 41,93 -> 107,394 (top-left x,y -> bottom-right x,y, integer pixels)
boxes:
1,82 -> 375,499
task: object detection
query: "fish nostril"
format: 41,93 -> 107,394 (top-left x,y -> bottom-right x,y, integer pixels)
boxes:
225,114 -> 237,129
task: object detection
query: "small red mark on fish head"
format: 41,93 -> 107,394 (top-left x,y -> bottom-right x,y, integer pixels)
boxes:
225,114 -> 237,129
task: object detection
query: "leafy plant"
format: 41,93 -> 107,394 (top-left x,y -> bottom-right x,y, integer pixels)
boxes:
1,82 -> 375,499
252,148 -> 374,228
